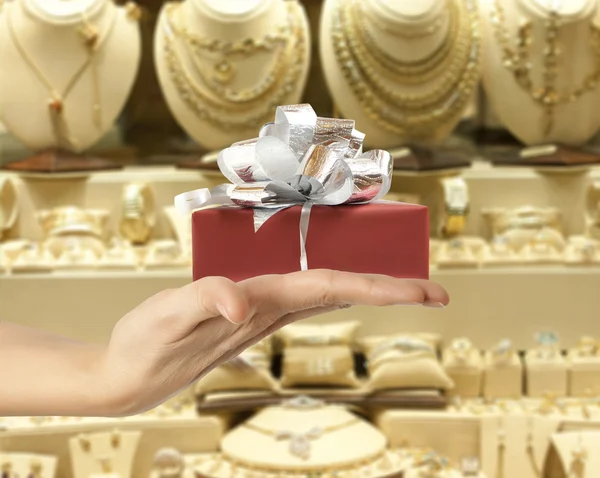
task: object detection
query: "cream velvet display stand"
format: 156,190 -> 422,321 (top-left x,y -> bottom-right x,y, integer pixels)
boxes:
154,0 -> 310,152
0,453 -> 57,478
480,410 -> 562,478
443,338 -> 484,398
0,0 -> 140,170
0,407 -> 226,478
319,0 -> 480,149
375,409 -> 481,464
69,431 -> 140,478
545,431 -> 600,478
480,0 -> 600,147
483,341 -> 523,400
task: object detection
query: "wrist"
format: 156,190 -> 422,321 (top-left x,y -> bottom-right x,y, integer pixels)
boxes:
68,343 -> 120,417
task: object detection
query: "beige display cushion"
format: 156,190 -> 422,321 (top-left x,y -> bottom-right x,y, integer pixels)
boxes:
482,351 -> 523,400
567,350 -> 600,395
221,406 -> 387,470
525,350 -> 569,397
2,163 -> 600,347
375,409 -> 481,462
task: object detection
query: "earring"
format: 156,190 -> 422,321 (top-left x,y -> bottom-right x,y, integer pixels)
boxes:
99,457 -> 112,475
111,431 -> 121,449
570,436 -> 587,478
28,459 -> 43,478
1,461 -> 12,478
78,434 -> 91,452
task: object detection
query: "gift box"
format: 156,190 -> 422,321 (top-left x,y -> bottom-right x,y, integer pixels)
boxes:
176,104 -> 429,282
191,202 -> 429,281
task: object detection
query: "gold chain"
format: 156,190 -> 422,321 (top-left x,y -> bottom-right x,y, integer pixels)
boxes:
360,3 -> 445,39
6,3 -> 118,149
526,416 -> 542,478
165,7 -> 289,56
243,417 -> 360,437
351,0 -> 462,83
497,417 -> 505,478
345,0 -> 472,103
162,1 -> 306,131
331,0 -> 480,140
489,0 -> 600,137
205,449 -> 388,475
164,2 -> 288,102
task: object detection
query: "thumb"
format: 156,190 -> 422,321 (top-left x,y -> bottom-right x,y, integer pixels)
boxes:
169,277 -> 252,333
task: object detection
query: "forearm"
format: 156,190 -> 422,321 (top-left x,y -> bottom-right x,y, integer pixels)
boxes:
0,321 -> 110,416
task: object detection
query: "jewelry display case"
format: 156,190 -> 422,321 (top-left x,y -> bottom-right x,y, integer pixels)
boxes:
4,0 -> 600,477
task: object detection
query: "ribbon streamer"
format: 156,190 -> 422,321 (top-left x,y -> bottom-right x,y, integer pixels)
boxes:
175,104 -> 393,271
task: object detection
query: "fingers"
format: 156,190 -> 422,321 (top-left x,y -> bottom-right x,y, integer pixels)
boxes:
239,270 -> 449,314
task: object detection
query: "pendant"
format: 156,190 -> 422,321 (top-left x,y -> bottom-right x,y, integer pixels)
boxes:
213,60 -> 235,84
570,445 -> 587,478
275,427 -> 323,460
48,97 -> 64,115
78,24 -> 99,49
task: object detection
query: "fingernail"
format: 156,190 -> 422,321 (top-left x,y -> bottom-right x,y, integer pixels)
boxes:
423,302 -> 446,308
216,303 -> 232,322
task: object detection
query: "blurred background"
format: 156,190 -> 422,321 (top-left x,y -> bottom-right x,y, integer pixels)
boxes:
1,0 -> 600,477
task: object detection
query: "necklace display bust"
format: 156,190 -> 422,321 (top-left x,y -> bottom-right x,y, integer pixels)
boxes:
154,0 -> 310,152
0,0 -> 141,153
320,0 -> 480,149
480,0 -> 600,146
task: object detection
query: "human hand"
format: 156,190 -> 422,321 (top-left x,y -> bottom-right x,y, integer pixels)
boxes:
99,270 -> 448,415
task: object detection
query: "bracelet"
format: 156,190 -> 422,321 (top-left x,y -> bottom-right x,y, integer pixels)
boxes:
119,183 -> 156,244
0,176 -> 18,236
37,206 -> 107,238
440,177 -> 469,238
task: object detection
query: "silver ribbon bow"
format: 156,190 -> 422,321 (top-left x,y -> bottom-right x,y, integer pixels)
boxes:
174,104 -> 393,271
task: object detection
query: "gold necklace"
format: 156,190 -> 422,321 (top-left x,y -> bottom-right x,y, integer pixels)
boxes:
194,450 -> 390,477
347,0 -> 476,94
526,416 -> 542,478
331,0 -> 480,140
242,417 -> 360,460
352,0 -> 462,83
6,3 -> 118,150
489,0 -> 600,137
164,2 -> 288,100
360,3 -> 446,39
162,1 -> 306,131
496,416 -> 506,478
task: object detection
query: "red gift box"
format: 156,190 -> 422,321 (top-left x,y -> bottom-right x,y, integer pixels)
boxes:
191,202 -> 429,282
